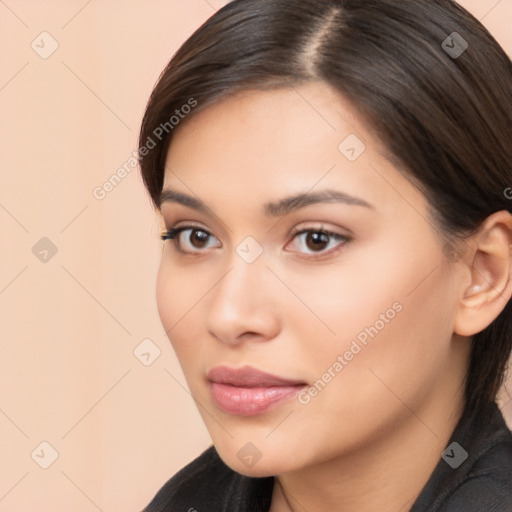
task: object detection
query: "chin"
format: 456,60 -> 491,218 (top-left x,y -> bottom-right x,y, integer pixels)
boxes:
215,446 -> 294,478
229,460 -> 281,478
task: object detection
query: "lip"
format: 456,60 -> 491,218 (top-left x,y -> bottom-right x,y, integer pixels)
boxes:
207,365 -> 307,416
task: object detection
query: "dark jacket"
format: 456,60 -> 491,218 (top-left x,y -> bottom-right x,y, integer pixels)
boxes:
142,402 -> 512,511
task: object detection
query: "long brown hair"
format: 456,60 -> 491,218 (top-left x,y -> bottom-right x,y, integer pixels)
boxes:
138,0 -> 512,412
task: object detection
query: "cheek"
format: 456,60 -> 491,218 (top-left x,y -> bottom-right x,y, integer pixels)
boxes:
277,253 -> 410,360
285,244 -> 457,407
155,257 -> 205,356
155,258 -> 178,331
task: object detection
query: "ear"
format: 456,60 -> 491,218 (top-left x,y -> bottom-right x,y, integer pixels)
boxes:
454,210 -> 512,337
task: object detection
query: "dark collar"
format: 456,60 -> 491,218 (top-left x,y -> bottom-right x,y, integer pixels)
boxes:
143,402 -> 512,511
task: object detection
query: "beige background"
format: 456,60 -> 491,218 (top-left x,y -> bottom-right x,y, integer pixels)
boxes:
0,1 -> 511,510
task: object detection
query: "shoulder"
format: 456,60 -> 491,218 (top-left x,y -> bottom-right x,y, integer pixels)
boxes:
413,402 -> 512,512
439,428 -> 512,512
141,445 -> 236,512
141,445 -> 274,512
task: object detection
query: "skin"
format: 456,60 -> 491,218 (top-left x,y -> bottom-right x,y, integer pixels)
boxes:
155,82 -> 512,512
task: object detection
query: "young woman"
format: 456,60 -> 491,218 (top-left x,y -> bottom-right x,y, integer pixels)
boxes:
138,0 -> 512,510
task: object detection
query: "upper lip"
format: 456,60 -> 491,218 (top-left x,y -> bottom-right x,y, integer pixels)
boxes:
207,365 -> 306,388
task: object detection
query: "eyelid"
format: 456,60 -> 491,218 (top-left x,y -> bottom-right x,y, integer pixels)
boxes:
287,222 -> 350,243
161,221 -> 351,259
161,221 -> 213,237
289,221 -> 352,237
160,209 -> 229,239
160,224 -> 221,253
164,220 -> 210,232
285,224 -> 352,260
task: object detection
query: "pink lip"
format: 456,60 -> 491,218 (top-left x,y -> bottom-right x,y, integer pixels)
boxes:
207,365 -> 307,416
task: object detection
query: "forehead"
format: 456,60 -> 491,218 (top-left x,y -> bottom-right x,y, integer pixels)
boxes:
161,83 -> 424,217
163,82 -> 368,170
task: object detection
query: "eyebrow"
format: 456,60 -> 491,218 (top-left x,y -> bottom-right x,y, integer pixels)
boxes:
159,188 -> 375,216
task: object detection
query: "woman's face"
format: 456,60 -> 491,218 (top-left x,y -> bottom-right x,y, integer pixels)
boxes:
156,82 -> 469,476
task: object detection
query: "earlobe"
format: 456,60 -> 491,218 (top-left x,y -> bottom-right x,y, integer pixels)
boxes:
454,210 -> 512,337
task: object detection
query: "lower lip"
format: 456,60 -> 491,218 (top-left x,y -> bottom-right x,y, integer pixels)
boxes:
210,382 -> 306,416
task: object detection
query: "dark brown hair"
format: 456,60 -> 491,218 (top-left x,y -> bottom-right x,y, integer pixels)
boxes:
138,0 -> 512,412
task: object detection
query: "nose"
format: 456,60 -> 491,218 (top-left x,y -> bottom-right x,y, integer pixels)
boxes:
204,256 -> 281,346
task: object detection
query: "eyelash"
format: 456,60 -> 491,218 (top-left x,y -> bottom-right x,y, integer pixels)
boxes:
160,225 -> 219,254
288,226 -> 351,260
160,224 -> 351,260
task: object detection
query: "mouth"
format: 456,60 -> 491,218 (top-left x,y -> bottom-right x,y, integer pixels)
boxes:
206,365 -> 307,416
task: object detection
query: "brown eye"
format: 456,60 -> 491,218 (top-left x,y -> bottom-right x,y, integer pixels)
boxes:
161,226 -> 221,253
305,232 -> 330,251
288,229 -> 350,256
189,229 -> 210,248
